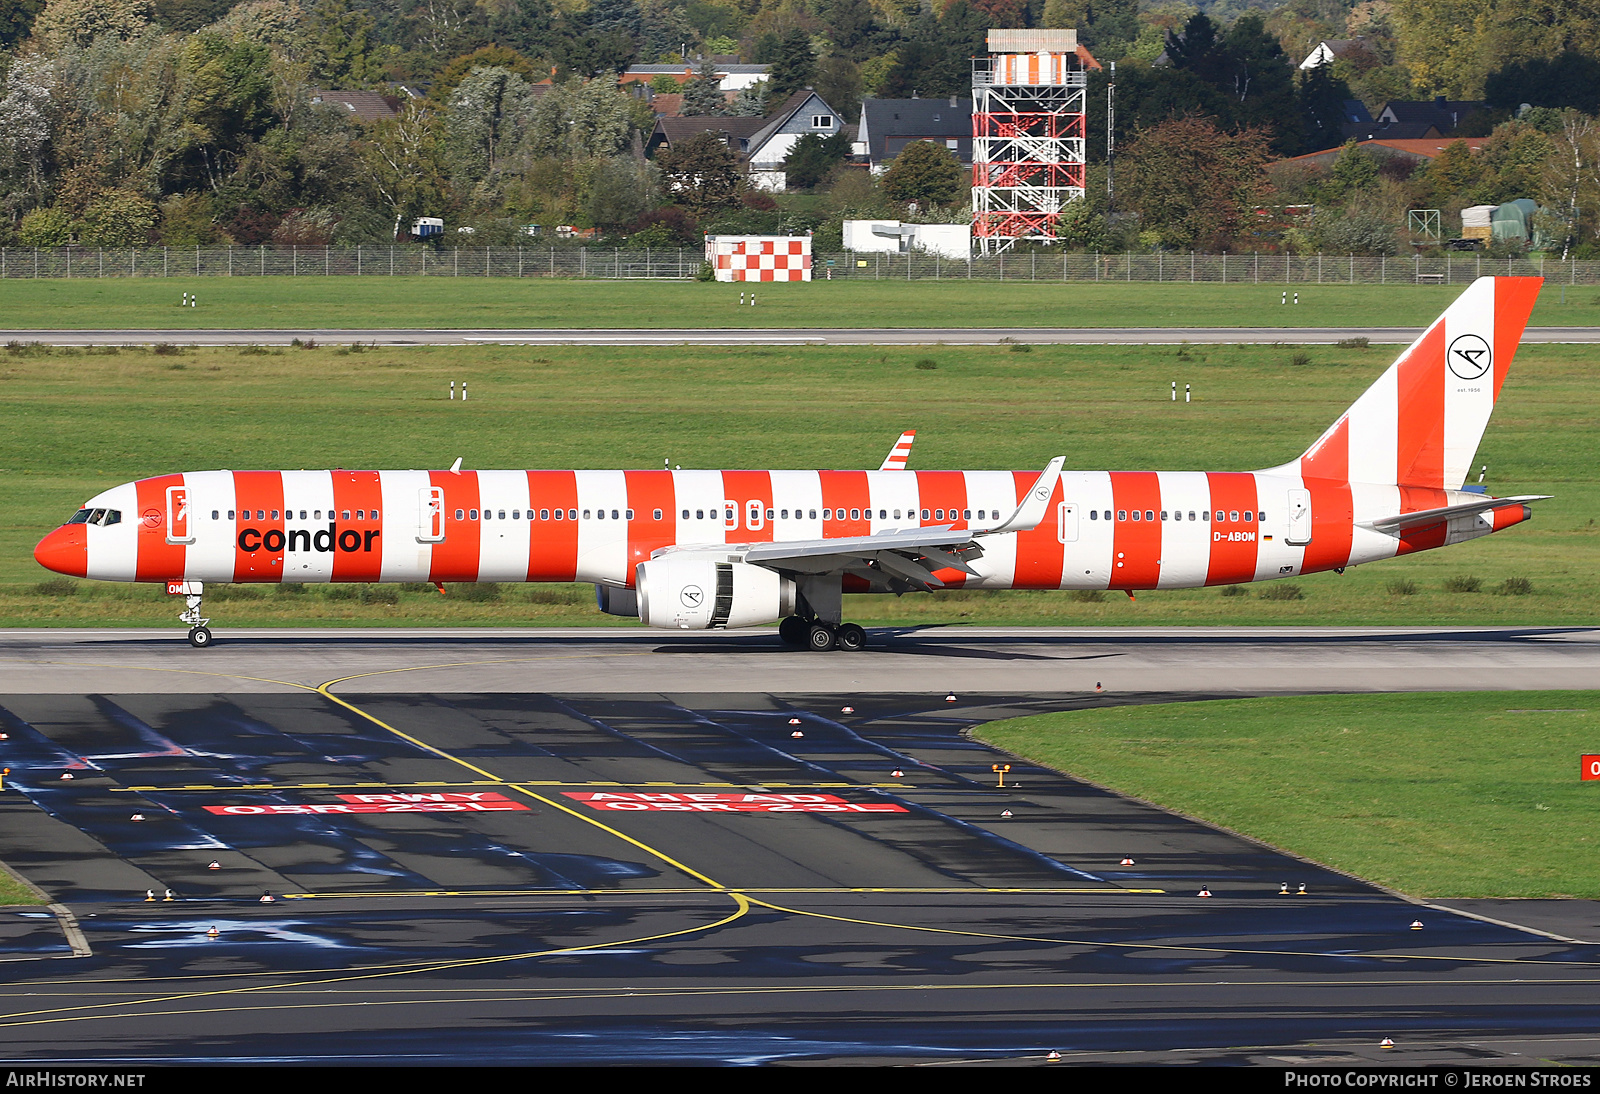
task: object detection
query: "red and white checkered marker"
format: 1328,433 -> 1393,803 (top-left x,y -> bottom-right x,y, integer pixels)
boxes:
1410,920 -> 1424,929
1000,809 -> 1013,817
705,235 -> 812,282
130,813 -> 145,822
208,861 -> 221,870
891,769 -> 904,778
1120,857 -> 1135,866
59,772 -> 73,780
788,718 -> 801,725
1198,887 -> 1212,897
206,926 -> 219,937
945,693 -> 957,702
841,706 -> 854,714
790,731 -> 803,738
1380,1038 -> 1395,1048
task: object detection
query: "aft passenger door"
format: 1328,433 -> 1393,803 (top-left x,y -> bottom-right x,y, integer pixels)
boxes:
1286,489 -> 1312,546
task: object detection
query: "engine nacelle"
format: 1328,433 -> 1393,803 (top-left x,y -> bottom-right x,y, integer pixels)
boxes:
636,557 -> 795,630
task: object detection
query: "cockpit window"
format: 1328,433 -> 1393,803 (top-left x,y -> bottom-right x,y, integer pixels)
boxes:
68,508 -> 121,527
67,509 -> 91,524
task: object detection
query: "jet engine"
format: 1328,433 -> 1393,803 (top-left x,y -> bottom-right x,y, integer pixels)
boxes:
636,556 -> 795,630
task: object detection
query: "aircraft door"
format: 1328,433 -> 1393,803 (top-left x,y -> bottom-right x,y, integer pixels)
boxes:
1056,502 -> 1079,543
166,486 -> 194,544
418,486 -> 445,543
1286,488 -> 1312,546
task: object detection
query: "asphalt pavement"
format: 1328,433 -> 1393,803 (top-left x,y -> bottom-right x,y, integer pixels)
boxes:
0,630 -> 1596,1064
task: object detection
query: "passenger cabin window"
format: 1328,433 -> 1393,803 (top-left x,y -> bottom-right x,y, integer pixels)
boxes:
212,510 -> 219,520
653,509 -> 662,520
540,510 -> 550,521
1117,510 -> 1127,521
455,509 -> 465,520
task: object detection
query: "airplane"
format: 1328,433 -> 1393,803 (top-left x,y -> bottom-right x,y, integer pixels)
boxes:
34,276 -> 1549,651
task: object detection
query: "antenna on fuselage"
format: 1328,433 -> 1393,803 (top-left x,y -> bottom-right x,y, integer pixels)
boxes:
449,457 -> 463,474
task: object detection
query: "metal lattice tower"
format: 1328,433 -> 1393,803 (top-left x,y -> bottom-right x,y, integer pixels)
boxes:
972,29 -> 1087,256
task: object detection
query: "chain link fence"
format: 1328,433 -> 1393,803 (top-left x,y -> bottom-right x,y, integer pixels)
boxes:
3,245 -> 1595,285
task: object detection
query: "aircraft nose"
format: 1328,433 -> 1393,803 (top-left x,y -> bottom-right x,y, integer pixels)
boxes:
34,525 -> 88,578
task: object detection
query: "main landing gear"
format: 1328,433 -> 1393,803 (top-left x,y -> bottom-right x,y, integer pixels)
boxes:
780,616 -> 867,652
176,582 -> 212,648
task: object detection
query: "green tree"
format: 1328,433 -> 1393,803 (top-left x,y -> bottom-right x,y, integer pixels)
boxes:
1328,139 -> 1379,198
446,66 -> 537,180
585,154 -> 658,229
356,102 -> 450,235
881,139 -> 963,206
432,45 -> 540,103
680,58 -> 726,116
1298,64 -> 1353,153
30,0 -> 152,49
768,28 -> 814,98
0,0 -> 45,45
1120,116 -> 1272,249
527,75 -> 634,160
79,188 -> 159,246
656,129 -> 742,216
303,0 -> 390,87
1424,139 -> 1480,206
17,205 -> 72,245
1221,14 -> 1301,155
782,131 -> 850,190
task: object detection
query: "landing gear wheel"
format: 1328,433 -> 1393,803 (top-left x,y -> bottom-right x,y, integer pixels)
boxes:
836,623 -> 866,652
807,623 -> 837,652
778,616 -> 809,646
188,626 -> 213,649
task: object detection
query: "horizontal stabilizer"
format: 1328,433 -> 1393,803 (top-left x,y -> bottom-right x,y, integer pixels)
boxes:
1360,494 -> 1550,535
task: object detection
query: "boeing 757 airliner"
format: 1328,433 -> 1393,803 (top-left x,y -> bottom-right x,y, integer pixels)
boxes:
35,277 -> 1548,650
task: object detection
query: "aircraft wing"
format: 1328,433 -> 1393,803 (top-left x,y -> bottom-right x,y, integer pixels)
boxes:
878,431 -> 917,471
1359,494 -> 1551,535
729,457 -> 1066,590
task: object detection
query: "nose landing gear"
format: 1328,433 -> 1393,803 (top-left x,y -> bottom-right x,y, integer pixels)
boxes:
172,581 -> 211,648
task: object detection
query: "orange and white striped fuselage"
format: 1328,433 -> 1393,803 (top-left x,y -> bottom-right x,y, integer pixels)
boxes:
44,467 -> 1527,592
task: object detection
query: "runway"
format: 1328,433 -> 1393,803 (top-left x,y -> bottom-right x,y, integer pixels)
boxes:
6,325 -> 1600,346
0,628 -> 1596,1065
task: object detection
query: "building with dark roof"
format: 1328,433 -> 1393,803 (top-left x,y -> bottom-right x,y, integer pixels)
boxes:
648,88 -> 845,192
855,96 -> 973,172
309,90 -> 404,123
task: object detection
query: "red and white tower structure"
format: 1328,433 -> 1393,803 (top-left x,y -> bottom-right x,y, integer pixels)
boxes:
971,29 -> 1087,256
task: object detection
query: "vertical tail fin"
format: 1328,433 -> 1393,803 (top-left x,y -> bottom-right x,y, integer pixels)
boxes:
1271,276 -> 1541,488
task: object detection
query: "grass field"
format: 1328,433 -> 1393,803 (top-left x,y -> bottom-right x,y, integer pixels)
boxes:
4,336 -> 1595,627
977,692 -> 1600,898
5,278 -> 1600,330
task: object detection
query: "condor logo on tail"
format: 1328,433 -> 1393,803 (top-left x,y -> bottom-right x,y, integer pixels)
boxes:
237,523 -> 380,553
